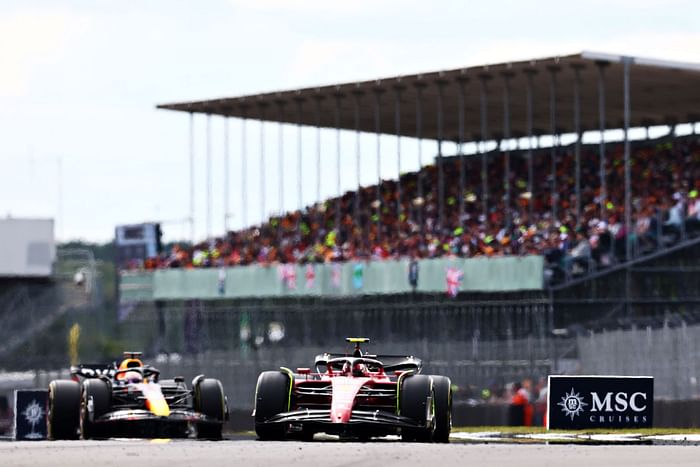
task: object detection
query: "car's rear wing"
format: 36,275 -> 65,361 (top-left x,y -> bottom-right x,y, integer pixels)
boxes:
70,363 -> 117,379
313,353 -> 422,373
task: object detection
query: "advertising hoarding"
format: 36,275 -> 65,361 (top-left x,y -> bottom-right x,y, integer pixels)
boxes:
548,375 -> 654,429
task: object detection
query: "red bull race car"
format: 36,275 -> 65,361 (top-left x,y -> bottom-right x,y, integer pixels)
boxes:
253,338 -> 452,442
48,352 -> 228,439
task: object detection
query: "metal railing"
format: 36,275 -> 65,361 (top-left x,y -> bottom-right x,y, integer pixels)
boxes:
548,207 -> 700,288
578,321 -> 700,400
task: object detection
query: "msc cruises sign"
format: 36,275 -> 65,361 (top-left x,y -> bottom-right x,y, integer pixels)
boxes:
547,376 -> 653,430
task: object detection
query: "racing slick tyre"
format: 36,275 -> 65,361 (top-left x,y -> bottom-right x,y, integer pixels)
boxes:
194,378 -> 226,439
254,371 -> 292,440
81,379 -> 111,439
399,375 -> 434,442
430,375 -> 452,443
48,380 -> 81,440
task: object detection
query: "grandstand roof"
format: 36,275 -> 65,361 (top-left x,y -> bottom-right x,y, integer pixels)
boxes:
157,52 -> 700,141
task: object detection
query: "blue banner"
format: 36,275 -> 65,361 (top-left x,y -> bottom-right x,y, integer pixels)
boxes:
14,390 -> 48,440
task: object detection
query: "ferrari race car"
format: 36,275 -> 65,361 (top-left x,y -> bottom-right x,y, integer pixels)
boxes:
48,352 -> 228,439
253,338 -> 452,442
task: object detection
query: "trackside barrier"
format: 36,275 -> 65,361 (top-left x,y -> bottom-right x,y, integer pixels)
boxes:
452,403 -> 511,427
654,400 -> 700,428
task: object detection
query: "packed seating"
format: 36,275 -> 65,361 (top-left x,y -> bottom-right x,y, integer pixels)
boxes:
143,135 -> 700,284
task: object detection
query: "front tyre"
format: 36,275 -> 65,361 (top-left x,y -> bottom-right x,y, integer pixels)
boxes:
81,379 -> 111,439
430,375 -> 452,442
399,375 -> 434,442
254,371 -> 291,440
48,380 -> 81,440
194,378 -> 226,439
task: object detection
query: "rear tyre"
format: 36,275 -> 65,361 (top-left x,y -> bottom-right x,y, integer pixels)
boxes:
254,371 -> 291,440
430,375 -> 452,443
81,379 -> 111,439
48,380 -> 81,440
399,375 -> 434,442
194,378 -> 226,439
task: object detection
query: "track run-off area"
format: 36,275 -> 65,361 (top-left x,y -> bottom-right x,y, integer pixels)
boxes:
3,437 -> 700,467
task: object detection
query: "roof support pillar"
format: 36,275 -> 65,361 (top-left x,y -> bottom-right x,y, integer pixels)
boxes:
294,98 -> 304,214
456,76 -> 468,230
478,74 -> 491,224
393,85 -> 404,231
547,66 -> 560,221
436,79 -> 447,231
572,64 -> 584,227
622,57 -> 633,318
275,101 -> 285,245
276,101 -> 286,218
524,69 -> 536,223
415,82 -> 426,244
352,90 -> 363,246
623,57 -> 632,262
188,112 -> 195,241
223,116 -> 230,232
314,95 -> 323,241
295,97 -> 304,211
597,61 -> 608,220
334,93 -> 343,231
258,103 -> 267,226
240,108 -> 248,229
502,71 -> 513,230
373,89 -> 384,243
206,113 -> 212,239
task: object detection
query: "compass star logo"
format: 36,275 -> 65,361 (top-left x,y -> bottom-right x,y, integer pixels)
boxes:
22,399 -> 45,439
558,388 -> 588,420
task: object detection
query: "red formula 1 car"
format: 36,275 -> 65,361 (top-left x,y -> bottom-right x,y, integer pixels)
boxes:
48,352 -> 227,439
253,338 -> 452,442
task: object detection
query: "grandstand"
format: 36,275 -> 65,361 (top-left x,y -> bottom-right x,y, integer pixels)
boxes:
151,52 -> 700,283
134,135 -> 699,283
113,52 -> 700,409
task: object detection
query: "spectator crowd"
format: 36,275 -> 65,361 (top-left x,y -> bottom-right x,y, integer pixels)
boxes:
137,135 -> 700,284
454,376 -> 549,427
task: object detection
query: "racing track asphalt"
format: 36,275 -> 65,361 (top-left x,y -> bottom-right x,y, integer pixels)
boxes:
2,437 -> 700,467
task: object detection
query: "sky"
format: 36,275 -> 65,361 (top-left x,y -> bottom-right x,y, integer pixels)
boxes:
2,0 -> 700,243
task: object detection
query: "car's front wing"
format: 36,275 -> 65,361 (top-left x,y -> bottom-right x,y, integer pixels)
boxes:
95,409 -> 220,425
261,409 -> 426,429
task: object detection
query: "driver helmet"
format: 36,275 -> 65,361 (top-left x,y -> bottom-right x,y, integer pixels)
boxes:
118,358 -> 143,371
352,362 -> 367,377
122,370 -> 143,383
116,357 -> 144,381
342,362 -> 352,375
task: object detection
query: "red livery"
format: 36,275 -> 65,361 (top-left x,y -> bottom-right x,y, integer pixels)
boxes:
253,338 -> 452,441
